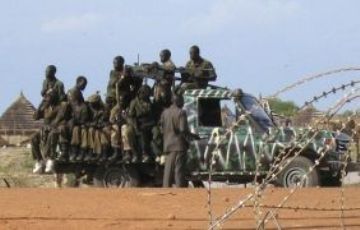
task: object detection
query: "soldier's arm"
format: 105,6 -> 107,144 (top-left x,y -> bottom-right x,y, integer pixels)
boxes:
205,61 -> 217,81
41,80 -> 47,97
79,105 -> 90,126
106,71 -> 114,98
57,82 -> 66,101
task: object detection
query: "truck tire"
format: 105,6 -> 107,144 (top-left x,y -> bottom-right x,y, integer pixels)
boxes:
277,156 -> 320,187
103,166 -> 140,188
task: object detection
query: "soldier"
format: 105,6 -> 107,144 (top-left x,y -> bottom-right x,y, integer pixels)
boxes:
128,85 -> 155,163
109,94 -> 133,162
161,94 -> 199,188
106,56 -> 125,108
32,89 -> 70,174
150,49 -> 176,120
87,93 -> 111,162
41,65 -> 66,102
179,45 -> 217,92
67,76 -> 90,162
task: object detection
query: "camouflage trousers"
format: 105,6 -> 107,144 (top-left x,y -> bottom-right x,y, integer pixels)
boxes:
31,125 -> 69,161
111,124 -> 135,151
88,127 -> 110,154
71,126 -> 89,149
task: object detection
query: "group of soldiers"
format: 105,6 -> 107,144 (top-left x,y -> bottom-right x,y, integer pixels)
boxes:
31,45 -> 215,186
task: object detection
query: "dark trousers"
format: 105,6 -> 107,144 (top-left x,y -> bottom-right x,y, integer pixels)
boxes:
163,151 -> 187,188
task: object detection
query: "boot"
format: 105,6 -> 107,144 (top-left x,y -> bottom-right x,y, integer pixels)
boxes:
75,148 -> 86,162
33,161 -> 44,174
69,146 -> 78,162
132,153 -> 140,163
44,159 -> 55,174
98,146 -> 109,163
56,144 -> 69,162
90,152 -> 100,162
108,148 -> 122,163
142,153 -> 151,163
83,149 -> 92,162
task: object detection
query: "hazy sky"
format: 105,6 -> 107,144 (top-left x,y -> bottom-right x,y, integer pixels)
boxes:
0,0 -> 359,113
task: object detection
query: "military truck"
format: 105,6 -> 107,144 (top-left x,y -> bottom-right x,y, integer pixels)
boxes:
54,87 -> 352,188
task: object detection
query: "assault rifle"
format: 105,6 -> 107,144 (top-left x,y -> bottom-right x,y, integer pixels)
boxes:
127,63 -> 224,89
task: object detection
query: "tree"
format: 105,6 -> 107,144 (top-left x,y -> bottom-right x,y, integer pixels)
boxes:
268,98 -> 299,117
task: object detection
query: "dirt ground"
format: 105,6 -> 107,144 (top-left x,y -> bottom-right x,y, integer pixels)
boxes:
0,188 -> 360,230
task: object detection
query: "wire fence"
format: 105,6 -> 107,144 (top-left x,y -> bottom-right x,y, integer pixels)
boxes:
206,78 -> 360,230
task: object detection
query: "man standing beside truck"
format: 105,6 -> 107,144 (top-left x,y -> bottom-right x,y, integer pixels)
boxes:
161,94 -> 199,188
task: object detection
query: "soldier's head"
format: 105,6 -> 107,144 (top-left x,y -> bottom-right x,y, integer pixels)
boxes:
45,65 -> 57,79
113,56 -> 125,71
138,85 -> 152,100
160,49 -> 171,63
172,94 -> 184,108
189,45 -> 201,62
76,76 -> 88,91
88,92 -> 102,108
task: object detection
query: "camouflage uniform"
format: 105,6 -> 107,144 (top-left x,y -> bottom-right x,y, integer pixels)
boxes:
153,60 -> 176,120
67,87 -> 90,161
109,101 -> 135,162
180,58 -> 216,91
41,77 -> 66,102
107,69 -> 143,109
87,94 -> 110,160
128,87 -> 155,162
32,94 -> 70,162
106,70 -> 122,106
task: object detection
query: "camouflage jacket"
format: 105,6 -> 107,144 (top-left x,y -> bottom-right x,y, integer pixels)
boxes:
35,101 -> 70,128
106,70 -> 122,100
128,97 -> 155,129
185,57 -> 217,86
88,105 -> 109,128
41,78 -> 66,102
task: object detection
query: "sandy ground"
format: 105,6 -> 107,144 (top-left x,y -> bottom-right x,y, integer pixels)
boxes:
0,188 -> 360,230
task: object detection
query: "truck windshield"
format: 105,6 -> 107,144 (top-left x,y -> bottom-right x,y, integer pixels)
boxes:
240,95 -> 274,131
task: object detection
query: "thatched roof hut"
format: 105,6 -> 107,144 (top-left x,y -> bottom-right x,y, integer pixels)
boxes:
0,92 -> 42,136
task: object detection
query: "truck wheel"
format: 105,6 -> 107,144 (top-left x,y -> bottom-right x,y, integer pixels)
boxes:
103,167 -> 140,188
277,156 -> 320,187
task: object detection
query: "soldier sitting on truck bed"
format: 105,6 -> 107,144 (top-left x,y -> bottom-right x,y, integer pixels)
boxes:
87,93 -> 111,162
128,85 -> 156,163
109,94 -> 135,163
178,45 -> 217,93
32,89 -> 70,174
67,76 -> 90,162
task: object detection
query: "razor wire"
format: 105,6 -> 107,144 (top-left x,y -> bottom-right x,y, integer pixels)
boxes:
299,80 -> 360,111
209,87 -> 360,230
256,92 -> 360,229
271,67 -> 360,98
